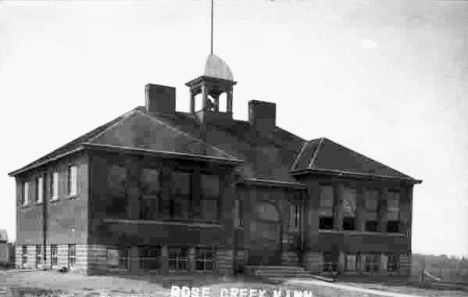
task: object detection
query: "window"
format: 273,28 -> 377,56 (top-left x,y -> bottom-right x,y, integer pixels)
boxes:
289,205 -> 301,231
343,217 -> 356,231
364,254 -> 379,272
201,174 -> 220,222
107,165 -> 127,216
201,199 -> 218,222
387,190 -> 400,221
345,254 -> 358,271
319,217 -> 334,230
365,189 -> 379,212
108,247 -> 130,270
322,252 -> 337,272
67,166 -> 78,196
169,172 -> 191,219
22,182 -> 29,206
140,168 -> 161,220
36,177 -> 44,203
22,245 -> 27,266
50,245 -> 58,267
138,246 -> 160,271
319,186 -> 334,211
256,203 -> 280,222
50,172 -> 59,200
386,221 -> 400,233
168,247 -> 189,271
365,221 -> 379,232
195,247 -> 215,271
319,186 -> 334,229
387,254 -> 398,272
36,245 -> 42,268
234,199 -> 243,227
68,244 -> 76,268
108,165 -> 127,195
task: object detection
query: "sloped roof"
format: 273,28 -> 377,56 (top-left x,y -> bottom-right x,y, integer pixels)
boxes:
291,137 -> 420,182
9,108 -> 243,176
9,108 -> 419,184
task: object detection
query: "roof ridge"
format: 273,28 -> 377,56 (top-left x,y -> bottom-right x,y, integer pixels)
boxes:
308,137 -> 325,169
86,109 -> 138,144
290,141 -> 309,171
135,110 -> 238,160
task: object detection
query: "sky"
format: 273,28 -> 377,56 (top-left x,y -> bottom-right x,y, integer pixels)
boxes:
0,0 -> 467,258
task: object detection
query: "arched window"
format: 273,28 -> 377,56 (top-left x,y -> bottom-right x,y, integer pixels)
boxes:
255,202 -> 280,222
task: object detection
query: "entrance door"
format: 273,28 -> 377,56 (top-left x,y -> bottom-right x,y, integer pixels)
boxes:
248,220 -> 282,265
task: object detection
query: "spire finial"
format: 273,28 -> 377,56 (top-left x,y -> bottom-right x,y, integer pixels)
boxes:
210,0 -> 214,55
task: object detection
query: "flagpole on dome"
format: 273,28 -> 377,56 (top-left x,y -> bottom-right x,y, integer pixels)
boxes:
210,0 -> 214,55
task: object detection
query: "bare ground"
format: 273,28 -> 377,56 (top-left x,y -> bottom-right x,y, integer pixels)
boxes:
1,270 -> 467,297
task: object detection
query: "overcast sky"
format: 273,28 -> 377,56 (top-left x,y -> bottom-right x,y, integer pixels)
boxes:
1,0 -> 467,258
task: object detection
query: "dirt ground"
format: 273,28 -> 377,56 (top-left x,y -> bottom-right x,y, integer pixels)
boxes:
1,270 -> 468,297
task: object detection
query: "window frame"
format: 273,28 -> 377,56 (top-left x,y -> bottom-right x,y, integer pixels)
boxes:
36,245 -> 42,268
68,244 -> 76,268
319,216 -> 334,230
50,172 -> 59,201
345,253 -> 358,272
50,244 -> 58,267
200,173 -> 221,222
365,220 -> 379,232
67,165 -> 78,197
22,245 -> 27,266
195,247 -> 216,271
138,246 -> 161,271
36,176 -> 44,203
22,181 -> 29,206
319,185 -> 334,216
139,167 -> 162,220
168,247 -> 189,271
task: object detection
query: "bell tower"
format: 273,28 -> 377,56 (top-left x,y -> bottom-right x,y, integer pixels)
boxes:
185,0 -> 237,124
185,55 -> 237,123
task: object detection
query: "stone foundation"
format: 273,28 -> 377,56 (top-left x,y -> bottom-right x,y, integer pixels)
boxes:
217,249 -> 233,275
304,251 -> 321,274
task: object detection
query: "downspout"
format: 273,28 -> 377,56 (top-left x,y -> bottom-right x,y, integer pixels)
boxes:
43,175 -> 48,268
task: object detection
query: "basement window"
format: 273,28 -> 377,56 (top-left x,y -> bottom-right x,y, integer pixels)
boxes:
168,247 -> 189,271
50,245 -> 58,267
195,247 -> 215,271
138,246 -> 160,271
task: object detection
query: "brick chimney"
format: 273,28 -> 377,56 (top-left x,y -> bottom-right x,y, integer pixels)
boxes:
145,84 -> 176,115
248,100 -> 276,135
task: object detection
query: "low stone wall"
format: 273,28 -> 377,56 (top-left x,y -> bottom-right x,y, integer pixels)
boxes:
281,251 -> 299,266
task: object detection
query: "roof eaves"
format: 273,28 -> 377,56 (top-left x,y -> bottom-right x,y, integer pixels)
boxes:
8,147 -> 85,177
82,143 -> 244,165
242,178 -> 307,189
305,168 -> 422,183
